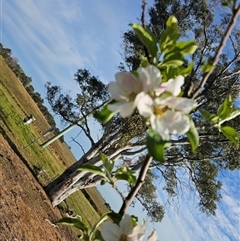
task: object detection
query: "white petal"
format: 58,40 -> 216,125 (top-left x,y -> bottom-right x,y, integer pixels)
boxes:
160,75 -> 184,96
163,97 -> 197,113
119,214 -> 134,235
101,221 -> 121,241
128,224 -> 146,241
108,82 -> 125,101
144,65 -> 162,90
150,115 -> 170,140
161,110 -> 191,135
108,102 -> 135,117
135,93 -> 153,118
115,72 -> 141,95
137,66 -> 161,92
147,230 -> 158,241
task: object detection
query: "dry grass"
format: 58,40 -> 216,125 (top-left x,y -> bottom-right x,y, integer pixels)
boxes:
0,55 -> 106,228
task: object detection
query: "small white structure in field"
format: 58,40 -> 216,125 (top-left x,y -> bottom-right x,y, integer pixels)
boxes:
23,114 -> 36,125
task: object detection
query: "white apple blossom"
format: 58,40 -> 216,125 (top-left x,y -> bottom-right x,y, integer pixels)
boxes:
108,65 -> 161,117
101,214 -> 146,241
136,75 -> 196,140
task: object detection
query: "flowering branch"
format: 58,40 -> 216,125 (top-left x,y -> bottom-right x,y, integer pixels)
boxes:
118,154 -> 153,215
191,6 -> 240,99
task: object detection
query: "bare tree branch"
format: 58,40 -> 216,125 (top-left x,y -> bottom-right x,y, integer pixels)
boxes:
192,6 -> 240,99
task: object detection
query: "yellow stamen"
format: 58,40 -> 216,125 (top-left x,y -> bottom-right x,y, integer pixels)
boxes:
154,106 -> 166,117
129,92 -> 137,101
119,234 -> 128,241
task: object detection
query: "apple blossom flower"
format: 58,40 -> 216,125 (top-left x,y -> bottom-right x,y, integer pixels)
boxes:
155,75 -> 184,96
136,75 -> 196,140
108,65 -> 161,118
101,214 -> 146,241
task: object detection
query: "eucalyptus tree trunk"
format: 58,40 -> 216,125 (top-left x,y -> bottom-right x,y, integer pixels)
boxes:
44,125 -> 146,206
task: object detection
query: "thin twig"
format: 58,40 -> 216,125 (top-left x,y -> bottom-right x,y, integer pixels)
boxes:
191,6 -> 240,99
113,185 -> 125,201
69,137 -> 85,154
141,1 -> 147,28
118,155 -> 153,215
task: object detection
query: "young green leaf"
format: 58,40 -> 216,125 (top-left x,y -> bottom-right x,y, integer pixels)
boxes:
201,59 -> 214,73
130,24 -> 158,58
114,166 -> 136,184
186,118 -> 199,151
176,40 -> 198,55
160,16 -> 180,53
78,164 -> 106,178
146,129 -> 168,163
178,62 -> 194,76
94,101 -> 116,124
140,55 -> 150,67
166,16 -> 178,29
217,95 -> 233,120
100,152 -> 114,174
199,109 -> 213,121
221,126 -> 239,145
164,51 -> 184,63
57,217 -> 88,231
219,109 -> 240,125
160,59 -> 184,67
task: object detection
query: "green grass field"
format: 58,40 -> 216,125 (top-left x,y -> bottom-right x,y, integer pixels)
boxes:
0,56 -> 108,229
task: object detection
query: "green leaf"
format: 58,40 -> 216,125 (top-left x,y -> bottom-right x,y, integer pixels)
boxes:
178,61 -> 194,76
78,164 -> 106,178
160,51 -> 184,67
160,32 -> 180,53
201,59 -> 214,73
159,66 -> 178,81
199,109 -> 219,124
219,109 -> 240,125
140,55 -> 150,67
94,101 -> 116,123
100,152 -> 114,174
130,24 -> 158,58
160,59 -> 184,67
146,129 -> 168,163
164,51 -> 184,62
176,40 -> 198,55
166,16 -> 178,29
217,95 -> 233,120
186,119 -> 199,151
114,166 -> 136,184
57,217 -> 88,231
221,126 -> 239,145
106,211 -> 122,225
160,16 -> 180,53
199,109 -> 214,121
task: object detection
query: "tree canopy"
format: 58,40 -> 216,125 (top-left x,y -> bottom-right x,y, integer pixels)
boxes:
44,0 -> 240,223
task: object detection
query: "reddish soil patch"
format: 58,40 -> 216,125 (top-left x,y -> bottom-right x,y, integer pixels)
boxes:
0,137 -> 78,241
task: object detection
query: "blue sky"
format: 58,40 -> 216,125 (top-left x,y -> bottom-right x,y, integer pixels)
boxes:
1,1 -> 239,240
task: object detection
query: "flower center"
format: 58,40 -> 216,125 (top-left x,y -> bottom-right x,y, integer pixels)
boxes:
154,105 -> 167,117
128,92 -> 137,101
119,234 -> 128,241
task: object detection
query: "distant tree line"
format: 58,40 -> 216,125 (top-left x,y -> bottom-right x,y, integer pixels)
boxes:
0,43 -> 64,142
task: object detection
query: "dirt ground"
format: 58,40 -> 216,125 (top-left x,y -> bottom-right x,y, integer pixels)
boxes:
0,136 -> 79,241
